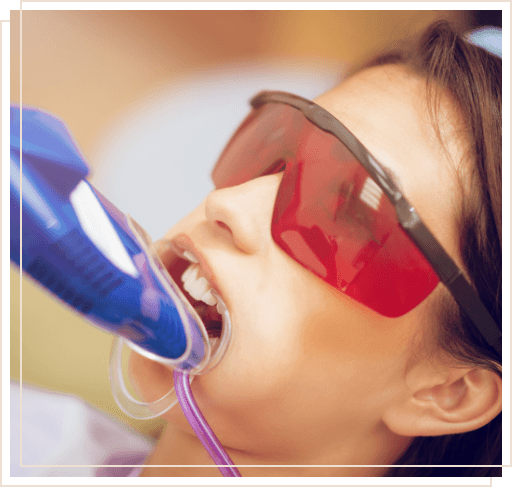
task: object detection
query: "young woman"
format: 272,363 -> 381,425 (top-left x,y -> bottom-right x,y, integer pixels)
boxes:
129,21 -> 502,477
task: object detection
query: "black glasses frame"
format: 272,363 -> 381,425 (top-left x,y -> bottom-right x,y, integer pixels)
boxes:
251,90 -> 502,358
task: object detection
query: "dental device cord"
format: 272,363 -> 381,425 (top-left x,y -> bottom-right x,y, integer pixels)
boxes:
173,370 -> 242,477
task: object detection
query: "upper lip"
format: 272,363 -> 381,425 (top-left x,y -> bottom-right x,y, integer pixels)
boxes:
167,233 -> 223,299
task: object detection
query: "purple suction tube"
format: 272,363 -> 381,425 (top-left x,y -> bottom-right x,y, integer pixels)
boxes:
173,370 -> 242,477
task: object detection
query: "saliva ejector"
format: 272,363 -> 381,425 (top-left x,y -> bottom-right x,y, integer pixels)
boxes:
10,105 -> 240,477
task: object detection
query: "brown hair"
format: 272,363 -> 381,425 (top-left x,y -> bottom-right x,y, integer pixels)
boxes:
360,20 -> 502,476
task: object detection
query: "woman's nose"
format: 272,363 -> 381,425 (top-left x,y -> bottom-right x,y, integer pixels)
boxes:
204,173 -> 283,254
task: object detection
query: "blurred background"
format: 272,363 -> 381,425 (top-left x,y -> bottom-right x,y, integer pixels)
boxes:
10,9 -> 500,437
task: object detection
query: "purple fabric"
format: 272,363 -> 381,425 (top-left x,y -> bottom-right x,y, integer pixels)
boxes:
128,466 -> 144,477
95,452 -> 146,477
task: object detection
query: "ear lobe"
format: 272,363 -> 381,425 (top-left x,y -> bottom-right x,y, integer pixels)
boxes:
382,365 -> 502,437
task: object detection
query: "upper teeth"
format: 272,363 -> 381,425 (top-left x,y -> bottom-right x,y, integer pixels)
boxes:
181,263 -> 217,306
183,250 -> 198,263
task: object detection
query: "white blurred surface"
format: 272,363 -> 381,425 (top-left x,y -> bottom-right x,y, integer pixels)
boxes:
10,381 -> 153,477
89,60 -> 342,240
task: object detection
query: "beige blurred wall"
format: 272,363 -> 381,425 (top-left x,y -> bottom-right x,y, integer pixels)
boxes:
10,9 -> 472,434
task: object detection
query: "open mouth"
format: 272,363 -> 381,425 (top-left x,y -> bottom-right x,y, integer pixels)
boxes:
165,251 -> 224,342
155,237 -> 233,372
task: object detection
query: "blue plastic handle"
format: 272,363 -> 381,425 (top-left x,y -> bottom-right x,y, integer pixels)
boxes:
10,105 -> 208,369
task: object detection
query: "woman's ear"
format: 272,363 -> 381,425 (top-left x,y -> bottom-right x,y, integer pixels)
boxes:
382,361 -> 502,437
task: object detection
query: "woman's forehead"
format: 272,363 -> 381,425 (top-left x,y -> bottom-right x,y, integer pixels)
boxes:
314,65 -> 433,150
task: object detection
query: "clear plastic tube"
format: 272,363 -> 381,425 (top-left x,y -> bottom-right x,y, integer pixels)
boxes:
173,370 -> 241,477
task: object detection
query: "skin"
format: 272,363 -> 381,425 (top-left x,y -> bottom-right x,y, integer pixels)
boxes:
129,64 -> 502,477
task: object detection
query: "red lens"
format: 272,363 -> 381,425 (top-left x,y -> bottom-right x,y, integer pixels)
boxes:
212,103 -> 440,317
272,124 -> 439,317
212,104 -> 304,189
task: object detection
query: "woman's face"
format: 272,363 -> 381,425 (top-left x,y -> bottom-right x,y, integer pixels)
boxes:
130,64 -> 466,462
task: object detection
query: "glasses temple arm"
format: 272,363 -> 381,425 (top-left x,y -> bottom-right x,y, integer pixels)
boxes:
396,198 -> 502,357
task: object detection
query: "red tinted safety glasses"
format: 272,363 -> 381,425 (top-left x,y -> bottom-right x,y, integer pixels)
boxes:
211,91 -> 501,357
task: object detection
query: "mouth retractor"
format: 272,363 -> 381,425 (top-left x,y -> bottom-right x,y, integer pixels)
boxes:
109,296 -> 231,420
108,229 -> 239,476
109,226 -> 232,420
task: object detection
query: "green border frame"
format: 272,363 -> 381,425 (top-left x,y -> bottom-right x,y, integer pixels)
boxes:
0,0 -> 512,487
